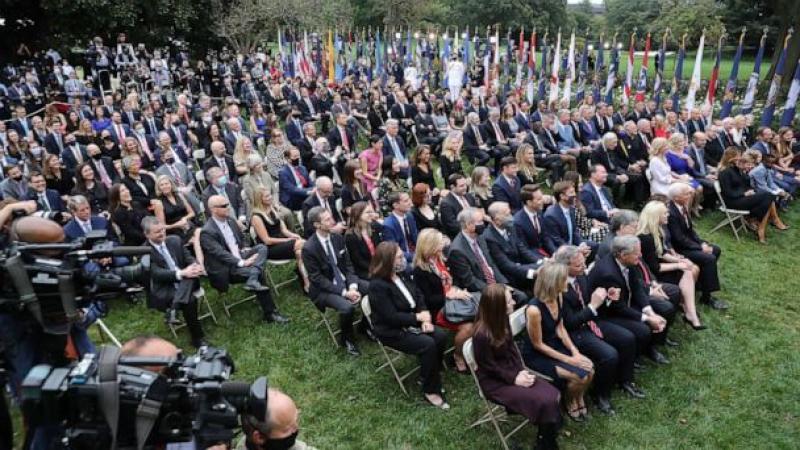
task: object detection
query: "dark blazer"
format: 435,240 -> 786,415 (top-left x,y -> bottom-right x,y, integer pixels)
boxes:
284,118 -> 305,146
463,123 -> 489,155
326,126 -> 356,152
122,174 -> 156,208
202,155 -> 238,183
142,117 -> 163,136
148,235 -> 195,310
447,232 -> 508,293
121,110 -> 141,126
513,208 -> 548,258
278,164 -> 313,211
588,253 -> 650,321
562,274 -> 596,332
201,183 -> 245,218
514,112 -> 532,131
110,205 -> 148,245
44,133 -> 67,156
108,122 -> 131,145
542,204 -> 582,255
33,189 -> 66,213
638,233 -> 662,278
389,102 -> 417,122
482,225 -> 539,284
297,96 -> 321,120
301,194 -> 342,237
382,134 -> 408,160
60,144 -> 89,171
367,275 -> 427,340
666,201 -> 703,253
89,156 -> 119,184
483,121 -> 508,147
411,266 -> 448,316
579,182 -> 615,223
344,228 -> 381,280
200,217 -> 247,292
491,175 -> 522,212
64,216 -> 111,242
381,212 -> 418,262
439,192 -> 478,238
302,232 -> 359,303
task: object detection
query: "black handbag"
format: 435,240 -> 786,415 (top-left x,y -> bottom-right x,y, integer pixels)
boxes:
444,292 -> 481,324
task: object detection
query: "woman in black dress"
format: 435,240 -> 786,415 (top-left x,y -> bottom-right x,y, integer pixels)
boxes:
438,130 -> 465,183
516,143 -> 540,186
520,262 -> 594,422
250,186 -> 309,292
637,201 -> 704,330
109,183 -> 154,245
368,242 -> 449,409
470,166 -> 494,211
410,145 -> 439,197
719,152 -> 786,243
340,159 -> 369,218
344,201 -> 382,280
410,183 -> 441,231
472,283 -> 562,449
43,153 -> 75,198
154,174 -> 204,266
72,162 -> 110,213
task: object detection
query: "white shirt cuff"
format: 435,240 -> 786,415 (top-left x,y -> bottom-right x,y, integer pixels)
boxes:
588,305 -> 597,316
640,314 -> 648,323
642,306 -> 654,316
237,260 -> 245,268
175,270 -> 182,280
348,283 -> 358,292
526,269 -> 536,279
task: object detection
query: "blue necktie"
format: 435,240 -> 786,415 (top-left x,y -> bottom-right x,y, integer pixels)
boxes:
564,209 -> 573,245
326,239 -> 345,290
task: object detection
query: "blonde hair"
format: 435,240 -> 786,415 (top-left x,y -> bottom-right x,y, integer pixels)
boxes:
533,262 -> 568,304
471,166 -> 491,199
667,132 -> 686,151
155,174 -> 177,196
515,143 -> 539,180
233,137 -> 252,163
412,228 -> 445,271
442,130 -> 463,160
636,201 -> 667,255
649,137 -> 670,158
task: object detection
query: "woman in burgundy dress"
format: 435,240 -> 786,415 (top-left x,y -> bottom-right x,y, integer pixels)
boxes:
472,284 -> 562,449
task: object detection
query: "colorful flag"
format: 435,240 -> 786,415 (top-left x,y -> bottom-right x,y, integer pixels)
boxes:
604,35 -> 619,104
562,31 -> 576,105
622,32 -> 635,105
741,31 -> 768,115
704,35 -> 723,116
653,31 -> 667,106
762,30 -> 794,126
537,34 -> 549,103
529,29 -> 537,77
516,27 -> 525,88
442,30 -> 452,86
685,32 -> 705,113
719,29 -> 746,118
576,35 -> 589,104
483,29 -> 492,91
592,34 -> 605,103
549,30 -> 562,106
670,34 -> 686,110
635,32 -> 651,102
463,27 -> 471,85
327,29 -> 335,83
780,57 -> 800,126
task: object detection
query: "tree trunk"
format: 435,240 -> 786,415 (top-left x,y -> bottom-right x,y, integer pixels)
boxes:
764,5 -> 800,85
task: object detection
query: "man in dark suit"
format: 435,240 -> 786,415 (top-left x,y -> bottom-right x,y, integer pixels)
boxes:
666,183 -> 727,310
326,112 -> 356,157
143,217 -> 208,347
525,120 -> 565,184
61,133 -> 89,172
704,126 -> 727,166
462,112 -> 492,168
513,184 -> 550,259
203,141 -> 237,184
542,181 -> 596,257
686,109 -> 706,136
28,171 -> 67,215
10,105 -> 33,139
382,119 -> 410,179
43,118 -> 67,156
202,167 -> 246,225
381,191 -> 418,263
484,201 -> 541,290
120,101 -> 141,127
490,156 -> 522,212
591,134 -> 632,190
108,111 -> 131,146
302,206 -> 370,356
278,147 -> 314,211
580,165 -> 619,224
284,107 -> 306,146
448,207 -> 528,306
414,103 -> 444,153
588,235 -> 671,365
86,144 -> 118,189
301,176 -> 343,238
200,194 -> 288,324
142,106 -> 163,137
439,174 -> 478,238
554,245 -> 645,414
388,91 -> 416,144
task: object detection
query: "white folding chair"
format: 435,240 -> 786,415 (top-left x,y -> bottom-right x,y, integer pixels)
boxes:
221,292 -> 257,318
192,149 -> 206,171
710,180 -> 749,242
167,287 -> 218,339
195,170 -> 206,190
463,338 -> 528,450
361,296 -> 419,396
508,308 -> 552,382
94,318 -> 122,348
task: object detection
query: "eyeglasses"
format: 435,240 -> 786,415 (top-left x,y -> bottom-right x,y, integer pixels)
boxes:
213,203 -> 230,208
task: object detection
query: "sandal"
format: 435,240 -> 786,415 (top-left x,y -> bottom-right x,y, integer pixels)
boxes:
567,407 -> 585,422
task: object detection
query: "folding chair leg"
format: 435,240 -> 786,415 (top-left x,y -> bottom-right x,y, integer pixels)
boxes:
95,319 -> 122,348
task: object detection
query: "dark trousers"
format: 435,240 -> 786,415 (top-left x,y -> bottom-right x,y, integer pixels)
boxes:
535,155 -> 564,183
647,293 -> 678,346
570,328 -> 618,397
597,320 -> 637,385
468,147 -> 491,168
313,279 -> 369,340
604,316 -> 651,358
682,245 -> 721,296
380,328 -> 448,394
180,298 -> 204,346
231,244 -> 276,316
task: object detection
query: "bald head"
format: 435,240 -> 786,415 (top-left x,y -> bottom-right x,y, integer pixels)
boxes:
315,176 -> 333,199
210,140 -> 226,157
121,335 -> 179,372
208,194 -> 229,219
266,389 -> 298,439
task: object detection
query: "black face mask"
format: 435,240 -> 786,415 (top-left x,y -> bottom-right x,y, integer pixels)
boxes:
165,157 -> 175,165
265,431 -> 298,450
474,223 -> 486,235
12,175 -> 23,182
290,159 -> 300,166
91,153 -> 102,160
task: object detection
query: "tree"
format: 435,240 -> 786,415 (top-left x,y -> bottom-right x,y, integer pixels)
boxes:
650,0 -> 725,44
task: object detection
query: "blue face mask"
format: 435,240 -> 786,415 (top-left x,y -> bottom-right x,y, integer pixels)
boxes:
216,175 -> 228,187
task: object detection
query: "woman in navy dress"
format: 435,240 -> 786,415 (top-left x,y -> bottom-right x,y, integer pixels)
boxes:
521,262 -> 594,421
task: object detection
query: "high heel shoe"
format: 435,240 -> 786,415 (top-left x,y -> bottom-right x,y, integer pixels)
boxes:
682,315 -> 707,331
423,393 -> 450,410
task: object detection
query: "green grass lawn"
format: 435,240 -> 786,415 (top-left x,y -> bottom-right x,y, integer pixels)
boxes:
43,206 -> 793,449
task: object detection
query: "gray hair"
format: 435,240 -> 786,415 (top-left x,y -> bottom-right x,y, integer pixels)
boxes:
313,137 -> 330,153
307,205 -> 328,228
247,153 -> 263,169
552,245 -> 581,265
609,209 -> 639,233
486,201 -> 509,221
67,195 -> 89,212
141,215 -> 161,234
457,207 -> 480,230
667,182 -> 692,200
611,235 -> 640,257
206,166 -> 222,180
386,118 -> 399,128
467,112 -> 479,122
602,132 -> 618,145
121,155 -> 139,170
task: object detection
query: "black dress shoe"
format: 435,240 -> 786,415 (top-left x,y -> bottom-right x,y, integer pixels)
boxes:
244,280 -> 270,292
703,296 -> 729,310
648,348 -> 670,365
192,339 -> 211,349
665,337 -> 680,347
263,312 -> 289,324
620,382 -> 646,399
593,395 -> 616,415
341,338 -> 361,356
682,315 -> 708,330
358,324 -> 378,342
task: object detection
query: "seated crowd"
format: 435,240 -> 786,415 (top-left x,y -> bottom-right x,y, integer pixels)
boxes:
2,44 -> 799,450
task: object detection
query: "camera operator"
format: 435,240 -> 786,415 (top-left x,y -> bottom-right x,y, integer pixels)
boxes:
237,389 -> 317,450
142,216 -> 208,348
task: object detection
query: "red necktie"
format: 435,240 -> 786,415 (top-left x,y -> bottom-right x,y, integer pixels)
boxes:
574,280 -> 603,338
294,167 -> 307,187
471,240 -> 495,284
117,124 -> 125,140
340,127 -> 349,151
637,260 -> 651,285
169,164 -> 183,186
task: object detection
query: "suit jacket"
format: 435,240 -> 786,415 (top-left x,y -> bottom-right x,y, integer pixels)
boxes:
142,116 -> 163,136
482,225 -> 539,284
44,133 -> 67,156
202,155 -> 238,183
514,112 -> 532,131
301,194 -> 342,237
64,216 -> 111,242
562,275 -> 597,332
10,118 -> 33,138
89,156 -> 120,184
278,164 -> 313,211
686,145 -> 712,177
687,119 -> 706,136
382,212 -> 418,261
121,110 -> 141,126
491,175 -> 522,212
588,253 -> 650,321
463,123 -> 489,155
414,114 -> 437,138
302,232 -> 359,302
122,174 -> 156,207
513,208 -> 548,258
32,189 -> 66,213
284,118 -> 305,146
483,121 -> 508,147
327,126 -> 356,152
447,232 -> 508,293
297,96 -> 321,120
201,183 -> 245,218
389,102 -> 417,122
542,204 -> 582,254
590,144 -> 624,175
439,192 -> 478,238
167,124 -> 191,148
367,275 -> 427,339
579,182 -> 615,223
148,235 -> 196,310
666,201 -> 703,253
108,122 -> 131,145
199,217 -> 246,292
344,228 -> 381,280
749,164 -> 781,195
61,144 -> 89,171
592,115 -> 613,137
382,134 -> 408,161
155,161 -> 194,192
